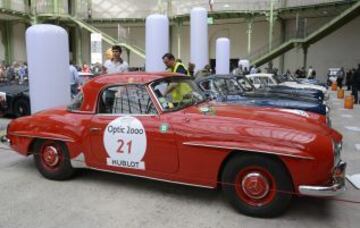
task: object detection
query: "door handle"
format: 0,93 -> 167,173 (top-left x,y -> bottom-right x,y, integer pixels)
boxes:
89,127 -> 101,132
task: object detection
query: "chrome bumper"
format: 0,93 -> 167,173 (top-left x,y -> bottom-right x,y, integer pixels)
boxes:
0,135 -> 10,146
298,161 -> 346,197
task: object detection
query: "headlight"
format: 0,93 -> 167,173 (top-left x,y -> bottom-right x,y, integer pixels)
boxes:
333,140 -> 342,167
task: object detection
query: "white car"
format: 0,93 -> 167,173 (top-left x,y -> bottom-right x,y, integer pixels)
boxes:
246,73 -> 328,95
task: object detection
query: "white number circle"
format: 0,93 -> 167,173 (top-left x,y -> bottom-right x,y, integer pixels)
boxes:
103,116 -> 147,162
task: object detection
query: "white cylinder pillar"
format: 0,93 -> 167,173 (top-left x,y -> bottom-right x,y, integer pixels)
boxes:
145,14 -> 169,72
216,38 -> 230,74
190,7 -> 208,71
26,24 -> 71,114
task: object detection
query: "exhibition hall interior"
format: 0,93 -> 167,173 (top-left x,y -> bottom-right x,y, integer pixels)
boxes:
0,0 -> 360,227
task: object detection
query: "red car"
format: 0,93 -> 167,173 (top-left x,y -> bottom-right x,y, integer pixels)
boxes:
3,72 -> 346,217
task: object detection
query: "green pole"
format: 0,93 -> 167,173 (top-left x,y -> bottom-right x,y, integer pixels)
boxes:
269,0 -> 274,51
30,0 -> 38,24
177,19 -> 183,59
1,21 -> 14,65
4,0 -> 11,9
76,28 -> 83,66
53,0 -> 59,14
247,18 -> 253,55
303,46 -> 308,69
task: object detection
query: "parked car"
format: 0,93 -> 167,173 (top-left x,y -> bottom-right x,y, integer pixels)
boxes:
246,73 -> 327,101
0,83 -> 30,117
247,73 -> 327,93
3,72 -> 346,217
195,75 -> 329,117
280,74 -> 328,88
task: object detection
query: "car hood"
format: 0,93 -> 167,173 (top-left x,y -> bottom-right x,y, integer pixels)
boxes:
280,82 -> 327,92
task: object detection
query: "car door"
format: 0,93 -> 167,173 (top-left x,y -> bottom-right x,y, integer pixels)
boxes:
88,84 -> 179,174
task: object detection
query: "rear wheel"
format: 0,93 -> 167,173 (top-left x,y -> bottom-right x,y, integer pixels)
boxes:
222,154 -> 293,217
33,140 -> 75,180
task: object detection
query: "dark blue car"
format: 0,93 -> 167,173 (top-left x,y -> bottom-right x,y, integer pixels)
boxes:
195,75 -> 328,116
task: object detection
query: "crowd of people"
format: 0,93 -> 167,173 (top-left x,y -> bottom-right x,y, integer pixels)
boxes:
0,61 -> 28,84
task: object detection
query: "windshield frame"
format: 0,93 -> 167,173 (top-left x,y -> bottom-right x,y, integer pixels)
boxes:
235,76 -> 256,92
149,76 -> 207,113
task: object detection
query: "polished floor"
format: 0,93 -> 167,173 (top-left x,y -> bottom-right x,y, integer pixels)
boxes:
0,89 -> 359,228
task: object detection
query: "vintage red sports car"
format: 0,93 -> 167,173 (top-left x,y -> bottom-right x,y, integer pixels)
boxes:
3,72 -> 346,217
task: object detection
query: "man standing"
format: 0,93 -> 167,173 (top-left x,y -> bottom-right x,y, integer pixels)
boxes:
352,64 -> 360,104
104,45 -> 128,74
336,67 -> 345,89
69,62 -> 80,98
162,53 -> 189,75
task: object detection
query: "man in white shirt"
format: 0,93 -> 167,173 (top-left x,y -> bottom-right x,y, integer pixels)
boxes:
69,62 -> 80,98
103,45 -> 128,74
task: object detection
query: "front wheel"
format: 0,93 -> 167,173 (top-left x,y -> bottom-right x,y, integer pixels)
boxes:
222,154 -> 293,217
33,140 -> 75,180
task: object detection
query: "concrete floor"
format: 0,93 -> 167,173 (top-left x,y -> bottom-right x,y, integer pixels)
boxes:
0,90 -> 359,228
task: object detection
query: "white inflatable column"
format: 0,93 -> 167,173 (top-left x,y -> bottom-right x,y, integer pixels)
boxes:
145,14 -> 169,72
26,24 -> 71,114
216,38 -> 230,74
190,7 -> 208,71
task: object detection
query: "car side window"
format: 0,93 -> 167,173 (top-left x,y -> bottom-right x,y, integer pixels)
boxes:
98,85 -> 157,115
226,79 -> 241,92
213,79 -> 228,93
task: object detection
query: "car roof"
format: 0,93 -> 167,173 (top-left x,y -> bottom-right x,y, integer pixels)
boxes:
79,71 -> 186,112
86,71 -> 180,87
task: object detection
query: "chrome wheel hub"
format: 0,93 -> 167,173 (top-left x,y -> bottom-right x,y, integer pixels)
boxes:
241,172 -> 270,199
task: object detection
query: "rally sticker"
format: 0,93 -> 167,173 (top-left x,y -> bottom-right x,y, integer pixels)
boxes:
103,116 -> 147,170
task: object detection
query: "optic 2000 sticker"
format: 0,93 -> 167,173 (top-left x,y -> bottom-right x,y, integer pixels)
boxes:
103,116 -> 147,170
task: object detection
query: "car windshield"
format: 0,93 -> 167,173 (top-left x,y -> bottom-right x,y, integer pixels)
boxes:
236,77 -> 255,92
273,75 -> 284,83
151,77 -> 206,112
67,91 -> 83,111
212,78 -> 243,94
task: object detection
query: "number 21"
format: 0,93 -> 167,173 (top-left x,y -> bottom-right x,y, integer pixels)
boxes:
117,139 -> 132,154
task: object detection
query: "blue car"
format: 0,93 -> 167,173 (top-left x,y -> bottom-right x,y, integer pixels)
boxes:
195,75 -> 328,116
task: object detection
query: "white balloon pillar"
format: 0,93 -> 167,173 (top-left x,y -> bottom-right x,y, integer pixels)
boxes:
26,24 -> 71,114
145,14 -> 169,72
216,38 -> 230,74
190,7 -> 208,72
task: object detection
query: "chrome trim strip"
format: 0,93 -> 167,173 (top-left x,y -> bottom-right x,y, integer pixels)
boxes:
86,167 -> 215,189
183,142 -> 315,160
148,81 -> 166,113
9,133 -> 75,143
68,110 -> 95,114
95,113 -> 158,117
